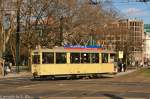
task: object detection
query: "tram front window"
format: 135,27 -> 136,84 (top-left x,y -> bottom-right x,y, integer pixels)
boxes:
32,55 -> 40,64
42,52 -> 54,64
70,53 -> 80,63
110,53 -> 116,63
102,53 -> 108,63
91,53 -> 99,63
56,53 -> 67,64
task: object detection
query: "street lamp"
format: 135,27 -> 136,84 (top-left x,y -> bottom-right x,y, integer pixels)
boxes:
59,16 -> 63,46
16,0 -> 21,73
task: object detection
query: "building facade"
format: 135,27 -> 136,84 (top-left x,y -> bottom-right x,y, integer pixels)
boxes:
100,19 -> 144,63
127,19 -> 144,62
143,24 -> 150,64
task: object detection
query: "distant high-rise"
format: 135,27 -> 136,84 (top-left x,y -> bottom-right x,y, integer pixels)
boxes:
99,19 -> 144,63
127,19 -> 144,62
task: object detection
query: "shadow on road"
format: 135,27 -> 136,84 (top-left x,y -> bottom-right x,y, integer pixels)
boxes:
103,94 -> 123,99
30,75 -> 113,81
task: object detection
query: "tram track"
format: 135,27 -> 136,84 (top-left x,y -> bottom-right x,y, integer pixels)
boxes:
1,76 -> 150,88
32,79 -> 150,87
1,77 -> 150,98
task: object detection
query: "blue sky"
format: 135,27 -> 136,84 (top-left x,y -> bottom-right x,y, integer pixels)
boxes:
92,0 -> 150,24
112,0 -> 150,24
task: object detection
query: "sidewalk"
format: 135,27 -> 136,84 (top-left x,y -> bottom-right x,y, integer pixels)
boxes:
116,69 -> 137,77
0,69 -> 137,79
0,71 -> 32,79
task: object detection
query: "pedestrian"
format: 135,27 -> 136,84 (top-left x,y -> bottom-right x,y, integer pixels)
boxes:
123,62 -> 126,72
4,61 -> 11,76
4,61 -> 8,76
117,60 -> 122,72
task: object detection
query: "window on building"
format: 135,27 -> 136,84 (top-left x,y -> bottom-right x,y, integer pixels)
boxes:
32,55 -> 40,64
91,53 -> 99,63
102,53 -> 108,63
56,53 -> 67,64
81,53 -> 90,63
70,53 -> 80,63
42,52 -> 54,64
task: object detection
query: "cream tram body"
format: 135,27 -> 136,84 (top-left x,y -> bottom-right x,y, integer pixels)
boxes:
31,47 -> 117,78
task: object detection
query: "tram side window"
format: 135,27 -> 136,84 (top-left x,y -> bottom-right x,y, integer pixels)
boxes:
42,52 -> 54,64
70,53 -> 80,63
102,53 -> 108,63
81,53 -> 90,63
32,55 -> 40,64
91,53 -> 99,63
56,53 -> 67,64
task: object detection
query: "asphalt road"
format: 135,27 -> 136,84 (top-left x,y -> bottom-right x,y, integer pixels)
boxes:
0,76 -> 150,99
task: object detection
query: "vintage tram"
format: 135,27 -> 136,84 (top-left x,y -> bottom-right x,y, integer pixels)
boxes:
31,46 -> 117,78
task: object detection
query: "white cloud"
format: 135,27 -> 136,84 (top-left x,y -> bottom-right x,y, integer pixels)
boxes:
124,8 -> 148,16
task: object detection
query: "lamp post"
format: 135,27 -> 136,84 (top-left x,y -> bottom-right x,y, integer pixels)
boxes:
59,16 -> 63,46
16,0 -> 21,73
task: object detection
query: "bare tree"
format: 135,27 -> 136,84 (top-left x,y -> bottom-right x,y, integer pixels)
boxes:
3,0 -> 123,65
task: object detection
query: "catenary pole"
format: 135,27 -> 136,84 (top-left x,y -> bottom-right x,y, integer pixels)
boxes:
16,0 -> 20,73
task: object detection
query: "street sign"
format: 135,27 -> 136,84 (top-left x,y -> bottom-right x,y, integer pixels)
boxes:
119,51 -> 123,59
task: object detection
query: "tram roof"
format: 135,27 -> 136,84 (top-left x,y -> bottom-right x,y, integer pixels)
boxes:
32,47 -> 116,53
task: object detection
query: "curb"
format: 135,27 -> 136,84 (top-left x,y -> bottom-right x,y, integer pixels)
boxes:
0,72 -> 32,79
1,70 -> 137,79
116,69 -> 137,77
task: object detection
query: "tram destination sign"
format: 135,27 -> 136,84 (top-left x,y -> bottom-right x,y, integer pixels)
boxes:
64,45 -> 103,50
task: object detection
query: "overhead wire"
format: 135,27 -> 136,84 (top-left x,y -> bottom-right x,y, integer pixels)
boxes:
108,0 -> 150,22
112,0 -> 150,14
91,0 -> 150,18
92,0 -> 150,23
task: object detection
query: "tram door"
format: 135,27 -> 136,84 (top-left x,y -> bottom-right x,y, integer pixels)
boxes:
110,53 -> 117,71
